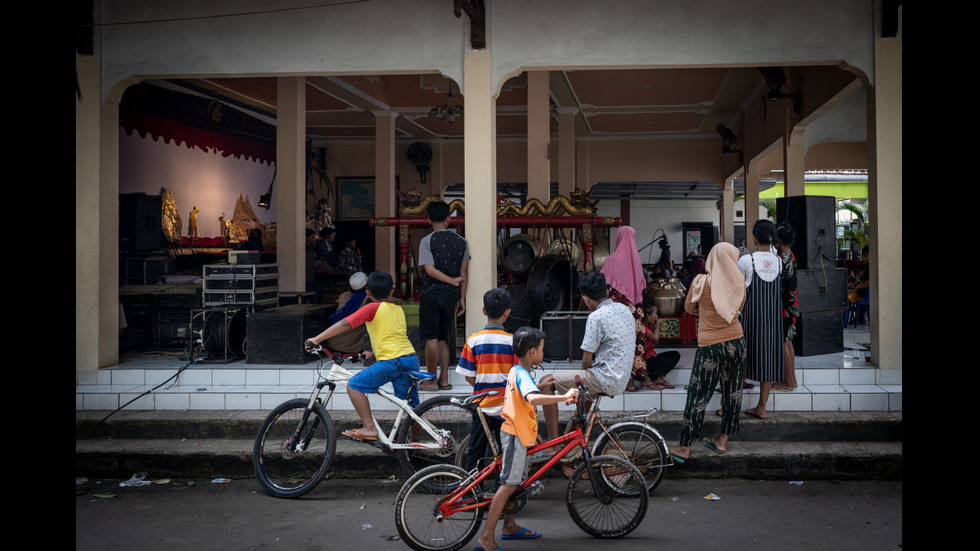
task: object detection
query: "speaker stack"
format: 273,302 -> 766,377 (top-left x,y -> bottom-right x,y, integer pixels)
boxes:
776,195 -> 846,356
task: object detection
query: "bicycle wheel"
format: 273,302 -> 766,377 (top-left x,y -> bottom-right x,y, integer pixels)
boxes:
592,421 -> 668,494
396,396 -> 476,475
394,464 -> 484,551
565,455 -> 649,538
252,398 -> 336,498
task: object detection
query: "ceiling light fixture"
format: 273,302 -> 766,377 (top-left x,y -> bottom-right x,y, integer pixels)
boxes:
258,167 -> 275,210
428,84 -> 463,124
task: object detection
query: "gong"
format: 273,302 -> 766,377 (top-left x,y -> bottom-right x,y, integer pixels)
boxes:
499,234 -> 542,278
544,237 -> 583,267
527,254 -> 577,321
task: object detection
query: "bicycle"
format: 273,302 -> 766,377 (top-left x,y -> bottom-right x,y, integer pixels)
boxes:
252,343 -> 476,498
393,377 -> 649,551
452,379 -> 673,495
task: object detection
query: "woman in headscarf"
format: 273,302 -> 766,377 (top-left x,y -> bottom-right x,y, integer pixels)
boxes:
668,242 -> 746,462
600,226 -> 657,391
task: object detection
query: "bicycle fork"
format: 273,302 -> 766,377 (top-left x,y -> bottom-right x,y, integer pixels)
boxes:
285,380 -> 336,455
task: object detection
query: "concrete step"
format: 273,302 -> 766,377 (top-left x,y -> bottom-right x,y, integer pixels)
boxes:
74,410 -> 902,482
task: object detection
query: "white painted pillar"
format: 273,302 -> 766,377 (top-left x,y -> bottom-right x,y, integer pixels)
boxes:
77,54 -> 115,370
557,108 -> 577,197
527,70 -> 550,201
721,175 -> 735,244
276,77 -> 306,293
784,124 -> 805,197
868,38 -> 902,370
374,111 -> 398,275
463,50 -> 497,337
744,159 -> 761,234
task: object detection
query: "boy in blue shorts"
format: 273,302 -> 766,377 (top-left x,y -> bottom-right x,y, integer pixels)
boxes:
475,327 -> 579,551
305,271 -> 419,440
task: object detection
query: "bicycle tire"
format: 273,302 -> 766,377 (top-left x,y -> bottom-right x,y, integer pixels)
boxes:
394,464 -> 484,551
395,396 -> 476,475
592,421 -> 668,494
252,398 -> 336,498
565,455 -> 649,538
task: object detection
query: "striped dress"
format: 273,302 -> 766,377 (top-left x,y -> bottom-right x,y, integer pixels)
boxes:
738,252 -> 784,383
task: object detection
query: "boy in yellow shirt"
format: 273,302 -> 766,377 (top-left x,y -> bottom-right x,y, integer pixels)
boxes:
305,272 -> 419,440
475,327 -> 578,551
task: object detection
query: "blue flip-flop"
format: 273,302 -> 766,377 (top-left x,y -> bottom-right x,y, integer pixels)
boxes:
670,453 -> 687,464
702,437 -> 726,454
473,547 -> 503,551
501,527 -> 541,540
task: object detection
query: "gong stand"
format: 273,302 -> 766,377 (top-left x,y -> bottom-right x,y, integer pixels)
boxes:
371,215 -> 622,300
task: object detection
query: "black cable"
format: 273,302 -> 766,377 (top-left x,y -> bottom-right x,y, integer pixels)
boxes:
75,357 -> 198,439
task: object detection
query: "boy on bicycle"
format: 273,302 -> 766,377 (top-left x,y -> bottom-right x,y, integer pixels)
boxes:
305,271 -> 419,441
476,327 -> 579,551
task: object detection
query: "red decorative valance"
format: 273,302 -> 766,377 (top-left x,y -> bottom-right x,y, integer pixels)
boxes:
120,110 -> 276,166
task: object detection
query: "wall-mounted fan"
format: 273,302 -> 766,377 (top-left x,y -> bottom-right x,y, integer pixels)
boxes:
406,141 -> 433,183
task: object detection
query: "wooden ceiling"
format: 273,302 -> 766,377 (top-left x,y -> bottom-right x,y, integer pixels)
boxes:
160,67 -> 766,142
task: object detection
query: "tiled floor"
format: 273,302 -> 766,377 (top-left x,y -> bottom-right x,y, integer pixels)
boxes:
76,326 -> 900,412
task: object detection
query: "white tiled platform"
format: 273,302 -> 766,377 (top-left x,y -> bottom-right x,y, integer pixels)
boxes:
76,327 -> 899,412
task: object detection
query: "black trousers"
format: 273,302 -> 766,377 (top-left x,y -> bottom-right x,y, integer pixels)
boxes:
645,350 -> 681,380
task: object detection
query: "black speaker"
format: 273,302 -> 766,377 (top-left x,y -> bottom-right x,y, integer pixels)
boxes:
792,308 -> 845,356
776,195 -> 836,270
795,268 -> 847,312
540,311 -> 589,361
681,222 -> 718,258
120,193 -> 162,252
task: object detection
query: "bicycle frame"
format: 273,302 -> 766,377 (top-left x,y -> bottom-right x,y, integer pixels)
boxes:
435,426 -> 591,519
306,361 -> 450,452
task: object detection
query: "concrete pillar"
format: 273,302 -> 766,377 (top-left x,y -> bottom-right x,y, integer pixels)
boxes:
77,54 -> 116,370
374,111 -> 398,275
557,108 -> 577,197
868,38 -> 902,370
276,77 -> 306,293
463,50 -> 497,337
527,70 -> 550,201
784,124 -> 805,196
721,176 -> 735,243
744,160 -> 761,234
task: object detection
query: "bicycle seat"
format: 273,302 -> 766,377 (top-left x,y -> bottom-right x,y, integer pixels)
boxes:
405,370 -> 437,381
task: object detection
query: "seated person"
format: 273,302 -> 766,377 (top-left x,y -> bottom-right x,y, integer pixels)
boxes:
322,272 -> 370,355
238,228 -> 264,251
536,271 -> 634,440
641,303 -> 681,390
305,272 -> 420,440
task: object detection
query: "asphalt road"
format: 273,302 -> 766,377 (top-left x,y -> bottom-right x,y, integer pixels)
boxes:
76,476 -> 901,551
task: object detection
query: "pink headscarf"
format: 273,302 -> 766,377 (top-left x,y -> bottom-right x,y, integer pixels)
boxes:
601,226 -> 646,304
688,242 -> 744,324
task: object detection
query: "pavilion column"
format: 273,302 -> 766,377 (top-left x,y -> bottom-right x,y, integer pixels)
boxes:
868,38 -> 902,370
721,176 -> 735,244
743,159 -> 762,238
557,108 -> 577,197
77,54 -> 122,370
463,49 -> 497,337
784,123 -> 806,196
374,111 -> 398,275
276,77 -> 306,293
527,70 -> 550,201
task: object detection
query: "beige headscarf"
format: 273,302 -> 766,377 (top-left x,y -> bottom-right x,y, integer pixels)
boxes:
687,242 -> 745,324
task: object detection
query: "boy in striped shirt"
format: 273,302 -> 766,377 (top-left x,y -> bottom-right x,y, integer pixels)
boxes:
455,288 -> 517,472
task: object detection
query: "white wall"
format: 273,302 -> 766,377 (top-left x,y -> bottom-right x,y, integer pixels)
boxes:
597,199 -> 721,267
119,129 -> 277,237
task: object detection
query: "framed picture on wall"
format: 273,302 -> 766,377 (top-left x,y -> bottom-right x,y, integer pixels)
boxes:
337,177 -> 375,220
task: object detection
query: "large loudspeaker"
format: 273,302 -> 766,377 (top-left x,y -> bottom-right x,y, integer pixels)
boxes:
540,311 -> 589,361
792,267 -> 847,356
120,193 -> 162,252
775,195 -> 836,270
246,304 -> 332,364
